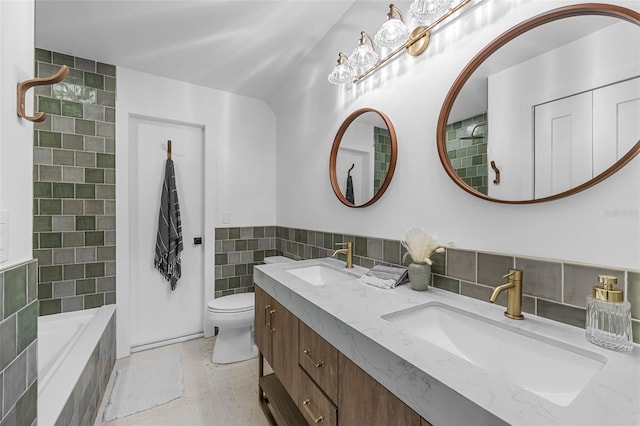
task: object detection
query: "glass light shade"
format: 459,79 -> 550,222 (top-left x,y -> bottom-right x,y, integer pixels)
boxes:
374,18 -> 409,49
348,44 -> 379,74
409,0 -> 451,25
328,60 -> 354,85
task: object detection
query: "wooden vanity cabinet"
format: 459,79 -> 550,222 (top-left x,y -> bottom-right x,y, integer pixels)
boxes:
255,285 -> 432,426
338,353 -> 422,426
254,286 -> 299,401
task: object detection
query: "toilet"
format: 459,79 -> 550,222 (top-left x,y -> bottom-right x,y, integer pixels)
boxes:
208,256 -> 295,364
208,293 -> 257,364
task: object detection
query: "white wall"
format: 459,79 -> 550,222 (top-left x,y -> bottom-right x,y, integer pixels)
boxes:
116,68 -> 275,357
0,0 -> 34,268
268,0 -> 640,270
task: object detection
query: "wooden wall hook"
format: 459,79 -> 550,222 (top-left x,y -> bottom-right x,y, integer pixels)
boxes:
17,65 -> 69,122
490,160 -> 501,184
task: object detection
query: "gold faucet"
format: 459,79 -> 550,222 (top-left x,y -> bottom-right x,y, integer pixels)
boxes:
331,242 -> 353,268
489,269 -> 524,320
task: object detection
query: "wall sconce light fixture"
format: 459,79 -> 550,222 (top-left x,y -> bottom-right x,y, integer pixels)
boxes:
349,32 -> 379,74
374,4 -> 410,49
328,0 -> 472,85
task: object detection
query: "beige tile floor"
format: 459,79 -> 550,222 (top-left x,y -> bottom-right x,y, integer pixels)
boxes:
94,337 -> 270,426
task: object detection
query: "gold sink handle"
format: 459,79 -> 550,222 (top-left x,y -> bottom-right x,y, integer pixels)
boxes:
489,268 -> 524,320
331,241 -> 353,268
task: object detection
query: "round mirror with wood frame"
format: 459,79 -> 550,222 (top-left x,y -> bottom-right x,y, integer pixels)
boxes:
330,108 -> 398,208
437,3 -> 640,204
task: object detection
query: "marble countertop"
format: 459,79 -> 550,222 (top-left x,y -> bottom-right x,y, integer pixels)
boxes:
254,258 -> 640,426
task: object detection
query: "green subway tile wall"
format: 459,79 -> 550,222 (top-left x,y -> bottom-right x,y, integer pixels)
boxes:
33,49 -> 116,316
273,226 -> 639,344
446,113 -> 488,195
0,260 -> 39,426
214,227 -> 277,297
373,126 -> 392,194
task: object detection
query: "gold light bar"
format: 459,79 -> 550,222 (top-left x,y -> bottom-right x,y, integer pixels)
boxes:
353,0 -> 473,84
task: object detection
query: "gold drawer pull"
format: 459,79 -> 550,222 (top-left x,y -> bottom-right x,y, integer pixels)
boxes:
269,309 -> 276,333
264,305 -> 271,328
303,349 -> 324,368
302,399 -> 324,423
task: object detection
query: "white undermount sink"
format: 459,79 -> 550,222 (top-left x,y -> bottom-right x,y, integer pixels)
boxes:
382,302 -> 606,406
286,265 -> 358,286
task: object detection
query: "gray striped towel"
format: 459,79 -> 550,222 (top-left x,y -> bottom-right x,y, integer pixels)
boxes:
154,158 -> 183,290
358,265 -> 408,289
345,175 -> 355,204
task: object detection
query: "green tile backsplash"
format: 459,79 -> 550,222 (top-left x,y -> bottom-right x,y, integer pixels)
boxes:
272,226 -> 639,344
214,226 -> 277,297
85,168 -> 104,183
537,299 -> 586,329
33,49 -> 116,315
628,272 -> 640,319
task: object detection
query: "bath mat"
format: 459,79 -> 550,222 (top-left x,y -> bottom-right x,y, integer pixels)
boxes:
103,353 -> 184,422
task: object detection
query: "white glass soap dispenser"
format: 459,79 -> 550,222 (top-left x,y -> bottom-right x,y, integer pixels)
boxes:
585,275 -> 633,352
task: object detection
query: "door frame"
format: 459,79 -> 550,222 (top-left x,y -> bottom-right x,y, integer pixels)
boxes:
116,112 -> 215,358
128,114 -> 206,352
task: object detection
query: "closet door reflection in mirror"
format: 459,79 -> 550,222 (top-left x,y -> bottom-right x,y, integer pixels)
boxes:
437,4 -> 640,203
330,108 -> 398,208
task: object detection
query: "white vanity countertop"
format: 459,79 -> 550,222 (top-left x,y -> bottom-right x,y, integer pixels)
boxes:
254,258 -> 640,426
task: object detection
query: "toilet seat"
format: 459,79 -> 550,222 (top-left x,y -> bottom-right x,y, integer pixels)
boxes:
207,293 -> 254,330
207,293 -> 254,313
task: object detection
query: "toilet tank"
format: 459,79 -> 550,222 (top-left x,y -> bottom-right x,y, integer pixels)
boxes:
263,256 -> 296,264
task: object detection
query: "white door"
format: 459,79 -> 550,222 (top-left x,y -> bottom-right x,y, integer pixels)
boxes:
534,91 -> 592,198
592,77 -> 640,175
129,116 -> 204,349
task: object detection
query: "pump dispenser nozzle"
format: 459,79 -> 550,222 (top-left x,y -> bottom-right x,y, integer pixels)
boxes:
593,275 -> 623,302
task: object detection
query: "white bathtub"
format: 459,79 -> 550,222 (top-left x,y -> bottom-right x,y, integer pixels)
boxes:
38,305 -> 116,426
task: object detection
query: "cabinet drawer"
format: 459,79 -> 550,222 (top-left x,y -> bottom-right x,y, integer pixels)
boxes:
298,321 -> 339,403
298,369 -> 337,426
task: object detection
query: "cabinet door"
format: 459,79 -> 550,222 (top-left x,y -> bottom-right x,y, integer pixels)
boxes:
338,353 -> 421,426
254,286 -> 273,365
271,298 -> 299,402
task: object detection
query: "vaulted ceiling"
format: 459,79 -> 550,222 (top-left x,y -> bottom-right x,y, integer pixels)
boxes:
35,1 -> 356,100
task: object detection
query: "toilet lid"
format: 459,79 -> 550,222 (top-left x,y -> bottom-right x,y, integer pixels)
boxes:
208,293 -> 254,312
